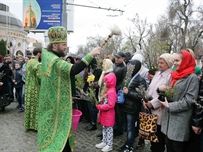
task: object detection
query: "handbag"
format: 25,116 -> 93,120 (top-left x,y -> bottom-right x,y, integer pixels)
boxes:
117,73 -> 139,104
117,89 -> 125,104
138,110 -> 159,142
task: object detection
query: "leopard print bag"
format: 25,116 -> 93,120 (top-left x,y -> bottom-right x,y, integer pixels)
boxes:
138,111 -> 159,142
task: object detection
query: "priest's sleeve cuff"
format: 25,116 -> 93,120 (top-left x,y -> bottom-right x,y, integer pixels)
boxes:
82,53 -> 94,65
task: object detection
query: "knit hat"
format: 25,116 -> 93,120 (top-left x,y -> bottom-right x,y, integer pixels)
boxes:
132,54 -> 144,63
48,26 -> 67,44
159,53 -> 174,68
124,52 -> 132,61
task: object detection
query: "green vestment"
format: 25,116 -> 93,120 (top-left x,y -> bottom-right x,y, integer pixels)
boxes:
24,58 -> 41,131
38,49 -> 94,152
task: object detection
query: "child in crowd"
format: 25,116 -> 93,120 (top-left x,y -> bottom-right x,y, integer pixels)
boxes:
16,55 -> 24,68
12,61 -> 23,112
95,72 -> 117,152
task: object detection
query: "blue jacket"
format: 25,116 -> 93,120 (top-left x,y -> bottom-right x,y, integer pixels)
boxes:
12,68 -> 23,88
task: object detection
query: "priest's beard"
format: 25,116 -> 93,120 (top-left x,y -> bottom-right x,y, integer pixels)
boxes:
57,45 -> 65,57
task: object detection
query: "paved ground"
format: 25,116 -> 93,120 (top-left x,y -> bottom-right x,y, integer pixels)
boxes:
0,102 -> 152,152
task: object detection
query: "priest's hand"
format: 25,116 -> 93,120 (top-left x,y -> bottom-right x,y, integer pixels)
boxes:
90,47 -> 101,57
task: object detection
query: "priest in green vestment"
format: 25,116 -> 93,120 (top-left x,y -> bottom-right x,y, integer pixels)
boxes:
38,26 -> 101,152
24,47 -> 42,131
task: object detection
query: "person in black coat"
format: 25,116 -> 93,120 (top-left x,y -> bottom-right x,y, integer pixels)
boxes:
191,75 -> 203,152
113,51 -> 127,137
0,55 -> 11,111
118,59 -> 147,152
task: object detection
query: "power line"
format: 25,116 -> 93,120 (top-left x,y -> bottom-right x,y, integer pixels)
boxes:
66,3 -> 124,13
86,0 -> 100,7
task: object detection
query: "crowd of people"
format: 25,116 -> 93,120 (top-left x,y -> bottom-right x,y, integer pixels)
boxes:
1,25 -> 203,152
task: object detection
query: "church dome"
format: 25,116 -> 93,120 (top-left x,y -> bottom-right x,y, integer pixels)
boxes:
0,3 -> 23,28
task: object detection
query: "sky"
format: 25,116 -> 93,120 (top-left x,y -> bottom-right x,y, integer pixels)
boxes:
1,0 -> 170,53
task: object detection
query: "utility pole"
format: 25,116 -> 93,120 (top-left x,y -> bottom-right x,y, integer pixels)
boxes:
62,0 -> 67,29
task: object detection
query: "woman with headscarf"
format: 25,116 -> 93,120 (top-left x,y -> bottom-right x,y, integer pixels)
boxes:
118,59 -> 147,152
171,48 -> 202,79
132,53 -> 150,86
142,53 -> 174,152
159,50 -> 199,152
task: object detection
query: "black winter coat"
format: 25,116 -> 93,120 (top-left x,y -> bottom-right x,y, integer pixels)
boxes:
0,62 -> 10,95
113,62 -> 126,92
192,76 -> 203,127
120,74 -> 147,114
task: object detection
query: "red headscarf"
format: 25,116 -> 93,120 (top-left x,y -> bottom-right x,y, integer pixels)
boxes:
170,50 -> 196,87
0,55 -> 3,63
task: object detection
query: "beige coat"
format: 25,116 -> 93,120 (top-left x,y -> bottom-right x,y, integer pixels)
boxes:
147,69 -> 172,125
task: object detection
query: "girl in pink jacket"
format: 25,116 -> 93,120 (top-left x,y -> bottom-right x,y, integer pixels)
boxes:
95,72 -> 117,152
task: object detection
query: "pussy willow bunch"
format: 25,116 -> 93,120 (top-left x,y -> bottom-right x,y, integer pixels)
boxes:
75,74 -> 88,100
96,58 -> 103,70
123,63 -> 135,87
164,86 -> 175,98
160,84 -> 179,101
86,74 -> 99,105
100,24 -> 122,48
75,74 -> 84,89
136,85 -> 152,102
87,87 -> 99,105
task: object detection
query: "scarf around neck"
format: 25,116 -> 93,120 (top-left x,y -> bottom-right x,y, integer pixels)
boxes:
170,50 -> 196,87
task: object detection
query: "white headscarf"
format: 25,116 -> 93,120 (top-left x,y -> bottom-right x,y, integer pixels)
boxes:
98,59 -> 113,86
132,54 -> 144,63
